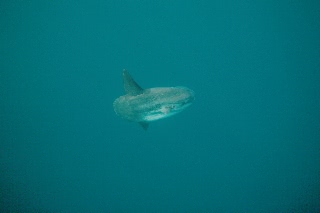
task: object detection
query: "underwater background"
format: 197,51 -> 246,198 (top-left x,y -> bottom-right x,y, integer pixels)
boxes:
1,1 -> 320,212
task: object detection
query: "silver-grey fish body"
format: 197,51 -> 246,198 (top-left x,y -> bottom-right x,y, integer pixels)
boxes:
113,86 -> 195,122
113,70 -> 194,129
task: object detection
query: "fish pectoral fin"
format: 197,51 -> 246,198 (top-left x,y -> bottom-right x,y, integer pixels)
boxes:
139,122 -> 149,130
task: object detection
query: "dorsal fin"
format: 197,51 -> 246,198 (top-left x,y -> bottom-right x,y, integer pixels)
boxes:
123,69 -> 143,95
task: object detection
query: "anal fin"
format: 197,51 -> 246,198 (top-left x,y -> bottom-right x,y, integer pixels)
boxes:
139,122 -> 149,130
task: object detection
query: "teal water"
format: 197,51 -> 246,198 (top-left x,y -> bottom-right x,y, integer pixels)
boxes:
1,1 -> 320,212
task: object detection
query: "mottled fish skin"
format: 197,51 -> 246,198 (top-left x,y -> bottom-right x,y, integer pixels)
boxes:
113,70 -> 195,130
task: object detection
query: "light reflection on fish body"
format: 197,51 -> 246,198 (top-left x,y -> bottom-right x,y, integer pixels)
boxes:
113,70 -> 195,130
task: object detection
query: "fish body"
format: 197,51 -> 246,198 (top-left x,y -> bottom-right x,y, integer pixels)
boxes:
113,70 -> 195,130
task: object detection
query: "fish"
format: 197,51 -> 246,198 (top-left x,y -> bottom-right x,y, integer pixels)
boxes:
113,69 -> 195,130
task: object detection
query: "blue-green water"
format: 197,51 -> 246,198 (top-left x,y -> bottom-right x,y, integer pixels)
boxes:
1,1 -> 320,212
